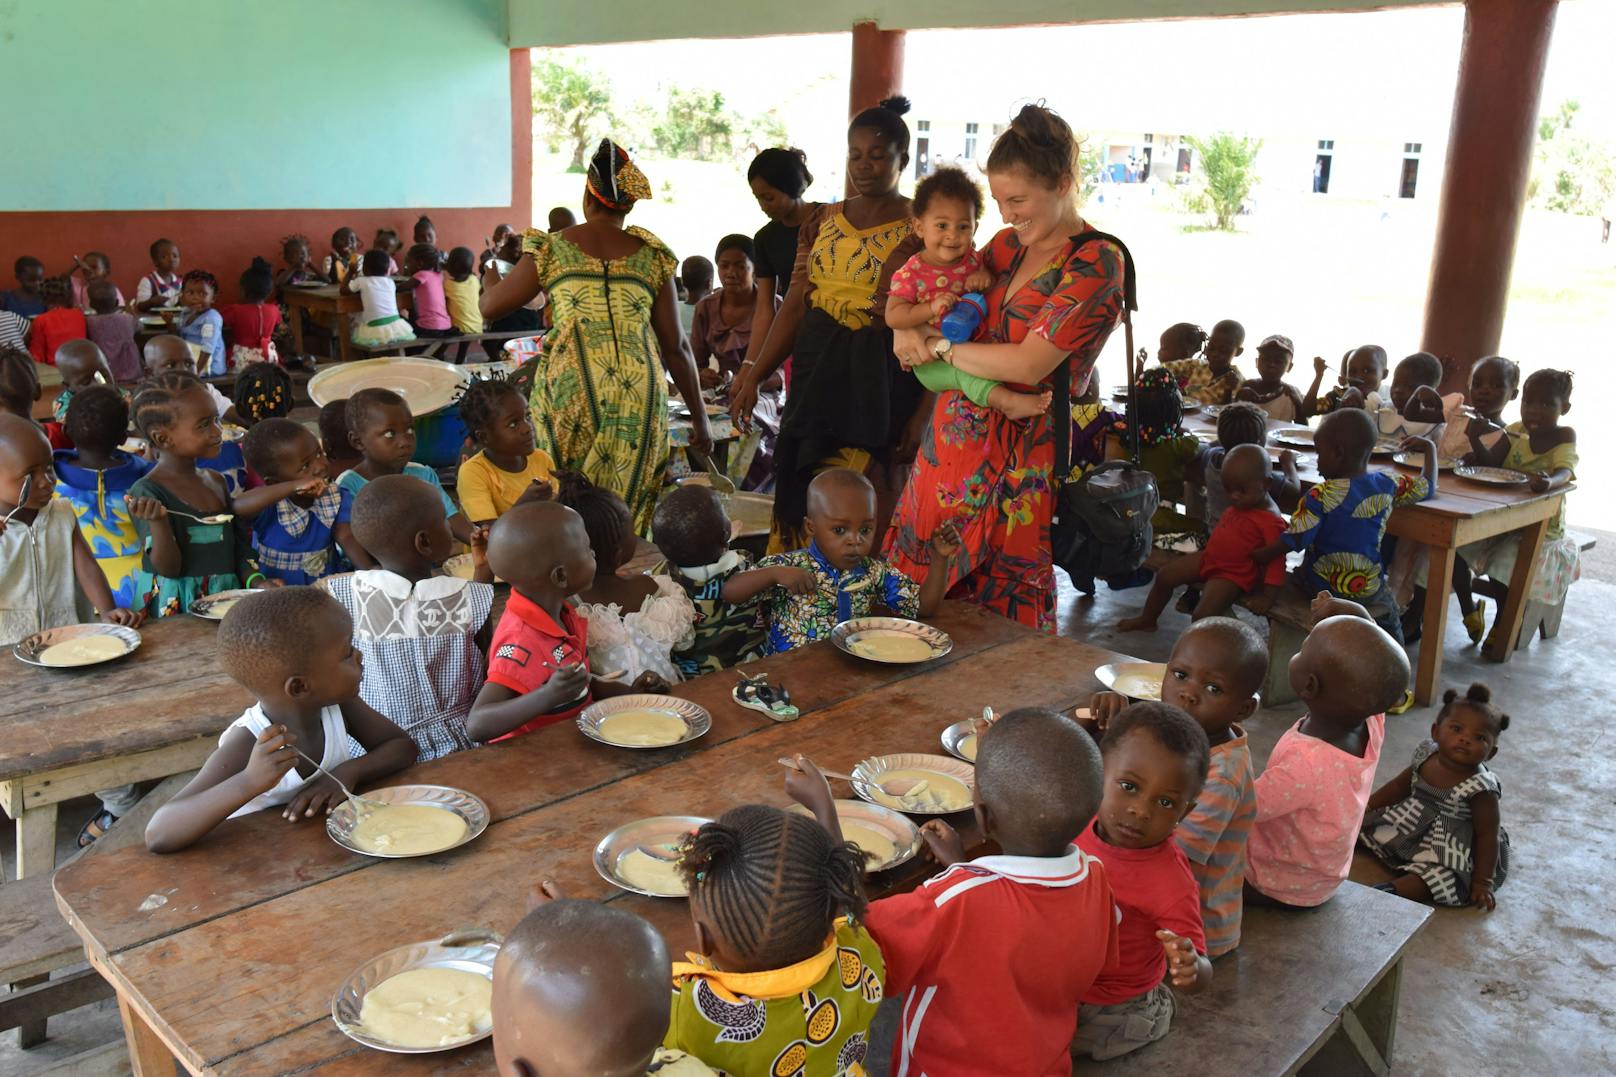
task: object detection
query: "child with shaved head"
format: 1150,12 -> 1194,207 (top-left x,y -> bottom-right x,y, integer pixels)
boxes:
493,897 -> 714,1076
1246,609 -> 1411,907
145,586 -> 417,852
756,468 -> 957,653
799,707 -> 1118,1075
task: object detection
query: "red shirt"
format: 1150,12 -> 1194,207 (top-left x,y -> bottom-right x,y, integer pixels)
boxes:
1199,504 -> 1288,593
219,302 -> 281,359
27,308 -> 88,365
1075,820 -> 1207,1004
484,590 -> 591,740
864,847 -> 1120,1077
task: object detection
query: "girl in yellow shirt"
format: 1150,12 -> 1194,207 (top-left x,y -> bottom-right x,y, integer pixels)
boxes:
455,378 -> 555,525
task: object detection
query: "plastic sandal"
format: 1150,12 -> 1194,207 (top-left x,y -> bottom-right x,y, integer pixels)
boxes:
77,809 -> 117,848
733,672 -> 799,722
1463,600 -> 1487,644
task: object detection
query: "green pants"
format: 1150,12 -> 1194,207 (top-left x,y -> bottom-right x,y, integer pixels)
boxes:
915,361 -> 1001,409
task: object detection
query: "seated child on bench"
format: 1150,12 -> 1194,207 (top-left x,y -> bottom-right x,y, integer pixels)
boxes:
757,468 -> 955,653
1074,702 -> 1213,1060
1246,605 -> 1409,907
145,586 -> 417,852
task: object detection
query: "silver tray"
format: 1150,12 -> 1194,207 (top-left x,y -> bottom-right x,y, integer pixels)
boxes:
1095,661 -> 1167,701
1393,451 -> 1458,471
576,694 -> 711,750
850,753 -> 976,817
593,815 -> 711,897
14,623 -> 141,669
187,589 -> 258,621
331,928 -> 501,1054
1456,464 -> 1528,486
831,617 -> 953,665
940,718 -> 985,763
786,799 -> 922,873
1272,428 -> 1316,449
327,785 -> 489,859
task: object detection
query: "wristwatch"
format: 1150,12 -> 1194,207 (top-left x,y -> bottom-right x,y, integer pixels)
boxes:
931,336 -> 954,363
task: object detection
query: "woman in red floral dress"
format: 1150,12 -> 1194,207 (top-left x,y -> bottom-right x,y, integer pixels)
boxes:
886,105 -> 1128,631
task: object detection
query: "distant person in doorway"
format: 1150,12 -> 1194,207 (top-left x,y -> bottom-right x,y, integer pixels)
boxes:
479,139 -> 712,532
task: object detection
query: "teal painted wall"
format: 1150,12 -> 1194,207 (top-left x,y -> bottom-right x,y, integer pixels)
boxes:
508,0 -> 1450,46
1,0 -> 512,210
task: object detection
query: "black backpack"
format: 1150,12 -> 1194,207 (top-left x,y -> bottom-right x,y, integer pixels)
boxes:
1050,231 -> 1157,592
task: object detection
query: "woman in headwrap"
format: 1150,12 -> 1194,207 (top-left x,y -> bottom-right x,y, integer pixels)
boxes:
728,97 -> 927,551
481,139 -> 712,532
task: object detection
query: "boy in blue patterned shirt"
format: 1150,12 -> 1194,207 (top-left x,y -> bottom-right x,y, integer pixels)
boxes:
1252,408 -> 1435,640
758,468 -> 958,653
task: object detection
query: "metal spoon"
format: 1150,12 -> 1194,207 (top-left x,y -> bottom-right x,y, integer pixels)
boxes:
776,757 -> 928,798
167,509 -> 235,525
290,745 -> 384,816
689,448 -> 736,496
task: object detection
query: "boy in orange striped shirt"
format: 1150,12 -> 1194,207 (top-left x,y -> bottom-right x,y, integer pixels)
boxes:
1089,617 -> 1265,956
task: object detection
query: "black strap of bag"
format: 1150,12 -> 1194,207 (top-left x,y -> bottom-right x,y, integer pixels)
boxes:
1051,230 -> 1140,495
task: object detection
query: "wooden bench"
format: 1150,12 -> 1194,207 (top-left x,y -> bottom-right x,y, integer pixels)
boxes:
352,327 -> 533,362
1100,881 -> 1431,1076
1514,529 -> 1596,651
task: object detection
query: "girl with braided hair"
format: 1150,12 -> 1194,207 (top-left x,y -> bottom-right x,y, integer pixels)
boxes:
552,470 -> 691,685
175,269 -> 227,375
455,376 -> 555,527
667,799 -> 884,1073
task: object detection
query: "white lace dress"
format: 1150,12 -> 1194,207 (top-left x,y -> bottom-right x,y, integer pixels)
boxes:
578,575 -> 697,685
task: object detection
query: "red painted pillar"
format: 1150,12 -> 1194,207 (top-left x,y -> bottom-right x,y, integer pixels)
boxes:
1421,0 -> 1558,393
847,21 -> 907,196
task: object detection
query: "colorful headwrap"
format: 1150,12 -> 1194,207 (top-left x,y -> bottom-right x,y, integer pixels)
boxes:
586,139 -> 652,213
1128,365 -> 1185,446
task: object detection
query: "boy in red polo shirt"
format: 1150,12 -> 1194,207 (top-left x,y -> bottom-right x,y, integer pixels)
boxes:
844,707 -> 1119,1077
1074,702 -> 1214,1061
467,501 -> 659,742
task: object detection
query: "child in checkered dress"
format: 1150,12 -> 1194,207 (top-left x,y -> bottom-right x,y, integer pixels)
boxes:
321,474 -> 494,760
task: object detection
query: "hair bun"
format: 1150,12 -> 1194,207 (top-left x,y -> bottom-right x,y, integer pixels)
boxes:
878,95 -> 911,116
1441,688 -> 1460,705
1464,683 -> 1492,704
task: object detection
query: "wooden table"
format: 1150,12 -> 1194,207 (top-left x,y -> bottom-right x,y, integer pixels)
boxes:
51,605 -> 1132,1075
1183,413 -> 1567,704
283,280 -> 416,363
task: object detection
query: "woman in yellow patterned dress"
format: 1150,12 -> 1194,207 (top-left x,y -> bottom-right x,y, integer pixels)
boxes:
730,98 -> 926,551
481,140 -> 712,532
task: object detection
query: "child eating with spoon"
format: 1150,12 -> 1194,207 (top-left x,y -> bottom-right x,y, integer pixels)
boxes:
144,586 -> 417,852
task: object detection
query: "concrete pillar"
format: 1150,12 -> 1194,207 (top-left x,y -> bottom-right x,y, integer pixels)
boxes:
1421,0 -> 1558,393
847,21 -> 906,196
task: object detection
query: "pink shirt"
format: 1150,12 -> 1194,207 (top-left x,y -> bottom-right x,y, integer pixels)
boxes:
410,270 -> 452,331
888,248 -> 985,309
1247,713 -> 1385,907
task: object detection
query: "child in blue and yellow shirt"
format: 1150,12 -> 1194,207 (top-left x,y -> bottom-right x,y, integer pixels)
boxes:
756,469 -> 956,654
52,385 -> 150,610
1253,408 -> 1435,641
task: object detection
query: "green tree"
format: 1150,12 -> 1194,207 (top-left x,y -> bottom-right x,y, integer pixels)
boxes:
532,58 -> 613,172
652,86 -> 735,159
1184,133 -> 1262,231
1530,98 -> 1615,216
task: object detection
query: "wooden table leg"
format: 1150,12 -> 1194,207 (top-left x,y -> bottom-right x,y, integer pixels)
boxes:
1414,544 -> 1458,706
1485,517 -> 1551,661
117,993 -> 176,1077
14,802 -> 58,880
289,301 -> 306,360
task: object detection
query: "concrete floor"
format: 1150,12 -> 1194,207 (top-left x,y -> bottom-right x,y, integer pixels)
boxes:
6,545 -> 1614,1074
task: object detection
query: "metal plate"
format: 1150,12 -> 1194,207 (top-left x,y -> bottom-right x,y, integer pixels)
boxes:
1272,428 -> 1316,449
14,623 -> 141,669
307,357 -> 471,417
850,753 -> 976,816
1371,438 -> 1401,457
786,800 -> 922,873
940,718 -> 984,763
187,589 -> 259,621
831,618 -> 953,665
1095,661 -> 1167,702
576,694 -> 711,750
220,423 -> 247,442
331,929 -> 501,1054
440,553 -> 503,584
1455,464 -> 1529,486
593,815 -> 712,897
327,785 -> 489,859
1393,451 -> 1458,471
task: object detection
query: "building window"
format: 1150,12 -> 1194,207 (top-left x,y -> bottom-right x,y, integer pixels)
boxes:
1144,133 -> 1153,144
1403,142 -> 1422,154
965,123 -> 978,134
1318,139 -> 1334,151
917,120 -> 930,132
964,137 -> 977,159
992,123 -> 1006,138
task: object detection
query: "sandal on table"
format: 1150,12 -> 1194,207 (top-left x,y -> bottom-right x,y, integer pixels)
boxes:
734,673 -> 799,722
